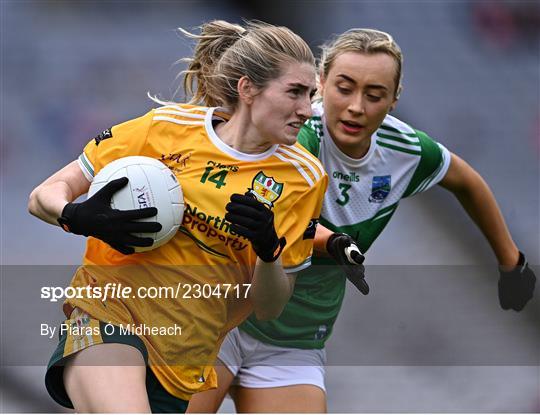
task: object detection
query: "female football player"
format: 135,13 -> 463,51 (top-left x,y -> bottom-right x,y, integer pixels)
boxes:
28,20 -> 327,413
187,28 -> 536,413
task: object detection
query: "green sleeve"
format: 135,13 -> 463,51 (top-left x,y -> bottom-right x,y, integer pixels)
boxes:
403,129 -> 445,198
297,117 -> 322,158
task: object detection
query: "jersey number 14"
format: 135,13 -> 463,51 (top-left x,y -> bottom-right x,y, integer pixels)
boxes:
200,167 -> 228,189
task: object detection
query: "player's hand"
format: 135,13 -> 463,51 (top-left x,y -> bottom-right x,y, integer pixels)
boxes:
327,233 -> 369,295
498,251 -> 536,311
57,177 -> 162,255
225,193 -> 286,262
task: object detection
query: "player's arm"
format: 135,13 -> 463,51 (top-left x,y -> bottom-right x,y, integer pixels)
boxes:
250,260 -> 296,321
28,161 -> 91,225
225,193 -> 295,320
438,153 -> 519,267
28,160 -> 161,255
439,152 -> 535,311
314,224 -> 333,256
313,224 -> 369,294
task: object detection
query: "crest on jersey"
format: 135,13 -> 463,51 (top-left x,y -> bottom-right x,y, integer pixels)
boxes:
369,175 -> 391,203
249,171 -> 284,208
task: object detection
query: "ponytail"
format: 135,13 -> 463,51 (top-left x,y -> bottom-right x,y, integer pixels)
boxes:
175,20 -> 314,109
180,21 -> 246,107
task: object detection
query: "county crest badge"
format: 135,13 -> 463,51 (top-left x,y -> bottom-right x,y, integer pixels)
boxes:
369,175 -> 391,203
249,171 -> 284,208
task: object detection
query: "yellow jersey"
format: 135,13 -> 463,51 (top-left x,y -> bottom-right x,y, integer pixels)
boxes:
65,104 -> 327,400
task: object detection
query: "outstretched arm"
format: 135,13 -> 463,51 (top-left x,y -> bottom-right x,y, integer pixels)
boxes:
313,224 -> 368,294
438,153 -> 519,268
439,153 -> 535,311
314,225 -> 333,256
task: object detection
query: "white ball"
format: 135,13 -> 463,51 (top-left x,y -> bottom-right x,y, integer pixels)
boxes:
88,156 -> 184,252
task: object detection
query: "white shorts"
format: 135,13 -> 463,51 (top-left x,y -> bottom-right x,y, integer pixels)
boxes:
217,327 -> 326,391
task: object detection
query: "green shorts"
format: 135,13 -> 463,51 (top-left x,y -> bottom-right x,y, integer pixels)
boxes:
45,312 -> 188,413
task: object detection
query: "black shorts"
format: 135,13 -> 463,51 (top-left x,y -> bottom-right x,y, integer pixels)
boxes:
45,310 -> 188,413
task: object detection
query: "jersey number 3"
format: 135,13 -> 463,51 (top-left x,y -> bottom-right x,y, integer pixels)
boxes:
336,183 -> 351,206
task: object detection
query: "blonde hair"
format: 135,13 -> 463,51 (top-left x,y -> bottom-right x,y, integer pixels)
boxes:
176,20 -> 314,108
320,28 -> 403,99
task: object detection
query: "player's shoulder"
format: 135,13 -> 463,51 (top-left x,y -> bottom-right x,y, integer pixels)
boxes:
145,104 -> 228,147
380,114 -> 417,135
375,114 -> 424,157
274,142 -> 327,190
151,103 -> 211,126
379,115 -> 439,144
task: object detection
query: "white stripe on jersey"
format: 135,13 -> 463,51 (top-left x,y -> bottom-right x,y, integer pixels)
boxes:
284,145 -> 325,178
274,152 -> 315,187
372,208 -> 395,222
420,163 -> 443,193
154,109 -> 206,119
284,256 -> 312,273
78,153 -> 94,181
382,115 -> 417,135
376,137 -> 422,152
157,105 -> 209,113
411,150 -> 448,195
378,130 -> 420,144
416,146 -> 451,194
153,116 -> 205,126
277,147 -> 322,182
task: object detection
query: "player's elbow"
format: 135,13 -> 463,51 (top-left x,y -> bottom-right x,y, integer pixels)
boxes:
440,154 -> 486,195
450,170 -> 488,202
28,186 -> 41,217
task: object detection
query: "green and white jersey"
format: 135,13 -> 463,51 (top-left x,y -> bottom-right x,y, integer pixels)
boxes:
241,101 -> 451,349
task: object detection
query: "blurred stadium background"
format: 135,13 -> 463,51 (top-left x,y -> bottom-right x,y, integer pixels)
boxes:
1,0 -> 538,412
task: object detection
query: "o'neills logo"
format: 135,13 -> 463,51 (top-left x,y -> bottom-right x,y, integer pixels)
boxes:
181,203 -> 248,251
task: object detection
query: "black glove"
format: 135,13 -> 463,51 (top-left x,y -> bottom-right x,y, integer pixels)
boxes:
327,233 -> 368,295
225,193 -> 286,262
58,177 -> 162,255
498,251 -> 536,311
